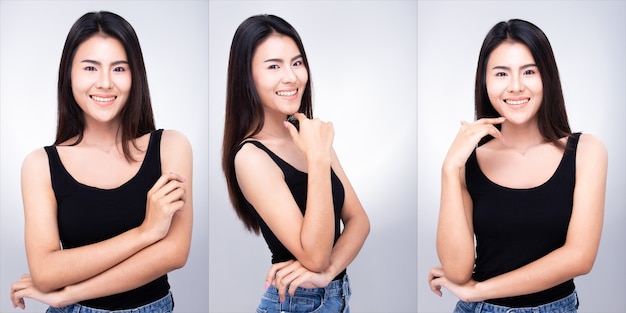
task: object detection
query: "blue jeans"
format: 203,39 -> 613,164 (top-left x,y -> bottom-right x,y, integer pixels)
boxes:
46,291 -> 173,313
454,291 -> 578,313
256,274 -> 351,313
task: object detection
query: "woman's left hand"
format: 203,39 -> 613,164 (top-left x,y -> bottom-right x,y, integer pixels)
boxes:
429,266 -> 481,302
265,260 -> 333,302
10,274 -> 67,309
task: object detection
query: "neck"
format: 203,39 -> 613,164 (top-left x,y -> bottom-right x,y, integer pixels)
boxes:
500,121 -> 545,153
257,112 -> 291,140
81,123 -> 123,149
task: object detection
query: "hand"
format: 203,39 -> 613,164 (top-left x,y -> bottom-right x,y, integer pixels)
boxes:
443,117 -> 506,172
265,260 -> 333,302
142,172 -> 187,241
10,274 -> 67,309
428,266 -> 481,302
284,113 -> 334,163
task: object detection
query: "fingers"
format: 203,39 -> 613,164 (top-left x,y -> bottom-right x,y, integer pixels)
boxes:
10,275 -> 31,309
265,260 -> 294,289
428,266 -> 445,297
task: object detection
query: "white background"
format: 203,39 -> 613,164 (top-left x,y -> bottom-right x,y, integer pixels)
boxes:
208,1 -> 417,312
418,1 -> 626,312
0,1 -> 209,312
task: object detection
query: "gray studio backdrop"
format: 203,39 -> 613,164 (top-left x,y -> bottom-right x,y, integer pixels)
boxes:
417,1 -> 626,312
208,1 -> 417,312
0,1 -> 209,312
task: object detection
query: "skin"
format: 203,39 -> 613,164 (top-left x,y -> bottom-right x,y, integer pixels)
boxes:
10,35 -> 193,309
430,41 -> 607,302
235,34 -> 370,302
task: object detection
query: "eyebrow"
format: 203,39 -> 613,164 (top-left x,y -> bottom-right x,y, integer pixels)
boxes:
491,64 -> 537,71
263,55 -> 303,63
80,59 -> 129,66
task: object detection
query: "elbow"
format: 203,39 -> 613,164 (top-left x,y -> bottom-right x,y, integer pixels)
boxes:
30,272 -> 60,294
446,270 -> 473,285
304,257 -> 330,273
439,262 -> 473,285
575,256 -> 596,276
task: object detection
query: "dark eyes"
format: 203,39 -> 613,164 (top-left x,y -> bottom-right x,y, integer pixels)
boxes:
267,59 -> 304,70
84,66 -> 127,72
494,69 -> 537,77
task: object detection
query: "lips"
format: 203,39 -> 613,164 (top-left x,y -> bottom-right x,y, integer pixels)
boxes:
276,89 -> 297,97
504,98 -> 529,105
90,95 -> 117,102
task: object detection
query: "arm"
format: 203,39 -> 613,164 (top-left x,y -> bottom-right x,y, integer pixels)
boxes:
22,145 -> 184,293
436,118 -> 505,284
267,148 -> 370,301
236,115 -> 335,272
431,134 -> 607,301
13,130 -> 193,307
316,148 -> 370,279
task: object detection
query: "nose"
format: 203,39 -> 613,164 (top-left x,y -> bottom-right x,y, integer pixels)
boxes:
508,73 -> 523,92
281,67 -> 297,84
96,71 -> 112,89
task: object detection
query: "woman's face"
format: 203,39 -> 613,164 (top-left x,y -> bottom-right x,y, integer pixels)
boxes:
486,41 -> 543,126
251,33 -> 308,117
71,35 -> 131,126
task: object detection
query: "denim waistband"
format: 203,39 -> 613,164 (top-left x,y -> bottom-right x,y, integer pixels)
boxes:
48,291 -> 173,313
457,290 -> 578,313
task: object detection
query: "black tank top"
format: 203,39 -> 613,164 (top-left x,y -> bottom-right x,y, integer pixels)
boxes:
236,140 -> 347,280
466,133 -> 580,307
44,129 -> 169,310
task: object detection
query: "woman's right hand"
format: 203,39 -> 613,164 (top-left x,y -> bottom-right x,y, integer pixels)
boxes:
443,117 -> 505,172
284,113 -> 334,163
141,172 -> 186,241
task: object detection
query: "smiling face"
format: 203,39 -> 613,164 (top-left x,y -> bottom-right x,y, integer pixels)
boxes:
486,41 -> 543,127
251,33 -> 308,118
71,35 -> 131,127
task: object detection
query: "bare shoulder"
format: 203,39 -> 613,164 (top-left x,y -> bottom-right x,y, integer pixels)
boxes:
234,141 -> 282,180
160,129 -> 192,173
22,147 -> 51,177
577,133 -> 607,160
160,129 -> 191,150
576,133 -> 608,172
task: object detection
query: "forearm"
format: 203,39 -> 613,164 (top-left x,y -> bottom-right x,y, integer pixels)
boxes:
472,246 -> 591,302
300,157 -> 334,271
437,167 -> 475,283
323,213 -> 370,279
28,226 -> 157,293
59,232 -> 189,306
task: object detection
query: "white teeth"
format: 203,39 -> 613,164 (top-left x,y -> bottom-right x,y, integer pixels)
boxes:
505,99 -> 529,105
276,90 -> 297,97
91,96 -> 116,102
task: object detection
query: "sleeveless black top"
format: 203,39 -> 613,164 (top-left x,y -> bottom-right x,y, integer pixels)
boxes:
236,140 -> 347,280
466,133 -> 580,307
44,129 -> 169,310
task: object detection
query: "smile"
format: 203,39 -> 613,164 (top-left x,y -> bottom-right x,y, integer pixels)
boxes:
276,90 -> 297,97
504,98 -> 529,105
91,95 -> 116,102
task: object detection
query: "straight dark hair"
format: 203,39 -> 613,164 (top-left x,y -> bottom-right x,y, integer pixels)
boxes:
222,14 -> 313,234
475,19 -> 571,148
56,11 -> 155,162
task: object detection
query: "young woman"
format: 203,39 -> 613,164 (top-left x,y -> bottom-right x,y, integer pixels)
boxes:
428,19 -> 607,313
9,11 -> 193,312
222,14 -> 369,313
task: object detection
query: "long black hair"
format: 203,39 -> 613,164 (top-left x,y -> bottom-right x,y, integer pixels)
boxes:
222,14 -> 313,234
56,11 -> 155,161
475,19 -> 571,148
